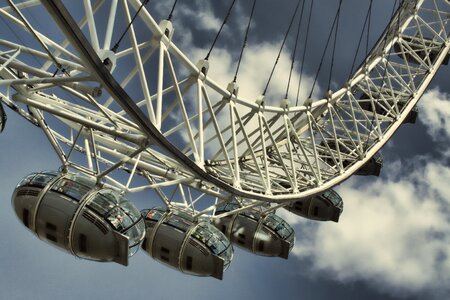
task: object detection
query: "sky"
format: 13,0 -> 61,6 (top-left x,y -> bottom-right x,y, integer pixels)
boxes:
1,0 -> 450,299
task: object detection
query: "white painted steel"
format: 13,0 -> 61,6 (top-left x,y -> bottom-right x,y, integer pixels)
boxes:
0,0 -> 449,217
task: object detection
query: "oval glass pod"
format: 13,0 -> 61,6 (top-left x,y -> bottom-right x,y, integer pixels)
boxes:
12,171 -> 145,266
141,207 -> 233,280
284,189 -> 344,222
213,203 -> 295,259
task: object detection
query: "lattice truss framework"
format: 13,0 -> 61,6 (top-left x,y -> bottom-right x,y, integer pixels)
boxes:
0,0 -> 449,217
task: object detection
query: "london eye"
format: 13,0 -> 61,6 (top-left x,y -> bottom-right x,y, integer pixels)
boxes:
0,0 -> 449,279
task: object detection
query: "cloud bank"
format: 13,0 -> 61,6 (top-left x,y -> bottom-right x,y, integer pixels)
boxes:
280,88 -> 450,297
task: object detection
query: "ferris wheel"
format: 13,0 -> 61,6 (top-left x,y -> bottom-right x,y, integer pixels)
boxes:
0,0 -> 449,279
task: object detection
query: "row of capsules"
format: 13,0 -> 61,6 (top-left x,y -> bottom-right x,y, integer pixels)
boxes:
12,171 -> 343,279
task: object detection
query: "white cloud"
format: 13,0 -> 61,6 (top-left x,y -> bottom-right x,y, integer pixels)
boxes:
419,88 -> 450,141
277,85 -> 450,295
276,88 -> 450,296
280,157 -> 450,296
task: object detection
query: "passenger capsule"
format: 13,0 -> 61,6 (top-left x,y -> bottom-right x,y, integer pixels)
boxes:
394,36 -> 449,66
321,140 -> 383,176
0,101 -> 6,133
358,90 -> 418,125
284,189 -> 343,222
141,208 -> 233,280
12,171 -> 145,266
212,204 -> 295,259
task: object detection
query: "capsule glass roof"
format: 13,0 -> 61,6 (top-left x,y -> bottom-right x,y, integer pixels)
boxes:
322,189 -> 343,207
192,223 -> 233,270
88,189 -> 145,256
16,171 -> 59,188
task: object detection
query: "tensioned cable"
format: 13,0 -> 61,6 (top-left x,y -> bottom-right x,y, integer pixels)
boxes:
7,0 -> 68,75
0,12 -> 42,68
285,0 -> 306,99
327,0 -> 343,91
347,1 -> 373,79
364,0 -> 372,68
167,0 -> 179,21
262,0 -> 302,96
363,0 -> 400,151
205,0 -> 237,61
296,0 -> 314,106
233,0 -> 257,83
111,0 -> 150,53
376,0 -> 401,83
308,0 -> 343,99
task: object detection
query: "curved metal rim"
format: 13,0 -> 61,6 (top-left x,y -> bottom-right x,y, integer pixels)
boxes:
36,0 -> 450,202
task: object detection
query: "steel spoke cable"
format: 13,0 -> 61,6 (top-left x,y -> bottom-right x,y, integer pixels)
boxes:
327,0 -> 343,91
7,0 -> 69,75
233,0 -> 257,83
363,0 -> 401,151
365,0 -> 373,68
347,0 -> 373,79
362,0 -> 375,151
111,0 -> 150,53
167,0 -> 179,21
205,0 -> 237,61
379,0 -> 399,83
262,0 -> 302,96
0,12 -> 42,68
296,0 -> 314,106
308,0 -> 343,99
285,0 -> 306,99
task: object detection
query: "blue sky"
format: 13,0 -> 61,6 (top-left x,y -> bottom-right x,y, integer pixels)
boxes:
1,1 -> 450,299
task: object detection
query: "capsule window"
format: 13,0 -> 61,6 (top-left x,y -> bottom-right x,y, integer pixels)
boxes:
22,209 -> 30,228
258,241 -> 264,252
51,178 -> 91,202
46,222 -> 57,231
107,207 -> 133,231
46,233 -> 57,243
161,247 -> 170,254
186,256 -> 193,271
17,173 -> 37,188
88,194 -> 113,217
166,215 -> 191,232
160,255 -> 169,262
237,233 -> 246,245
45,222 -> 57,242
294,202 -> 303,211
29,173 -> 56,188
313,206 -> 319,216
79,234 -> 87,253
221,225 -> 227,233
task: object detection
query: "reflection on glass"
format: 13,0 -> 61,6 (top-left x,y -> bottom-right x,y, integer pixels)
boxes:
51,178 -> 91,201
90,189 -> 145,257
322,189 -> 342,207
263,214 -> 294,242
88,194 -> 115,217
29,173 -> 57,188
374,152 -> 384,163
166,215 -> 191,232
17,173 -> 37,188
144,208 -> 165,222
107,207 -> 133,231
192,223 -> 233,269
216,202 -> 240,214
